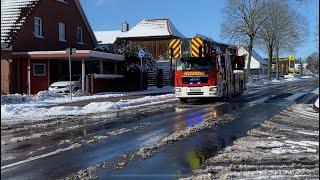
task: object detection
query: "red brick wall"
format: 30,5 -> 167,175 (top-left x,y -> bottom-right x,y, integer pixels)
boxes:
17,58 -> 49,94
30,59 -> 49,94
1,60 -> 10,94
1,50 -> 13,94
12,0 -> 96,52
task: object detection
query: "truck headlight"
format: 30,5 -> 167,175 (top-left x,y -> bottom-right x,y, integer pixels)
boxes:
209,87 -> 217,91
175,88 -> 181,92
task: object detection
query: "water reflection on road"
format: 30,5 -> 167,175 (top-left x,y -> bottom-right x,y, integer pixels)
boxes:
100,96 -> 291,179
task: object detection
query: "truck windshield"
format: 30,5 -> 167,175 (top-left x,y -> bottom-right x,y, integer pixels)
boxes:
176,57 -> 213,71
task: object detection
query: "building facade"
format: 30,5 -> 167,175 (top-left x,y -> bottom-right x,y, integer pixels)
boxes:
237,46 -> 268,77
1,0 -> 123,94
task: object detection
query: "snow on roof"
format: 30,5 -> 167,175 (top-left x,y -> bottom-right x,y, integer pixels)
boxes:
240,46 -> 267,65
94,30 -> 124,44
251,49 -> 268,65
118,18 -> 185,39
1,0 -> 97,46
1,0 -> 39,44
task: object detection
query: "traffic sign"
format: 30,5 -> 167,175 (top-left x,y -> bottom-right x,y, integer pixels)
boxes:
138,49 -> 145,58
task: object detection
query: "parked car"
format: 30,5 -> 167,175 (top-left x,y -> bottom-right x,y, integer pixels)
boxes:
48,75 -> 82,93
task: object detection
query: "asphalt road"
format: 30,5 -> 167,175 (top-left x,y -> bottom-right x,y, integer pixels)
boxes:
1,79 -> 318,180
184,88 -> 319,179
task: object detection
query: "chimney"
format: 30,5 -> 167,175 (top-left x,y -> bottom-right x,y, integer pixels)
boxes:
122,21 -> 129,32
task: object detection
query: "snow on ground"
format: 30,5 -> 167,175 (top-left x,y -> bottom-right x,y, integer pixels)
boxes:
182,99 -> 319,180
1,91 -> 64,104
315,98 -> 319,108
1,94 -> 176,122
246,74 -> 315,88
1,86 -> 174,106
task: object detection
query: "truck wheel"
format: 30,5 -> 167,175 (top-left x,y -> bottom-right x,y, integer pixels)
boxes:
180,98 -> 188,103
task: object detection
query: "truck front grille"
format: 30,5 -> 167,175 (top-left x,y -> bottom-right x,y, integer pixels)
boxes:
187,92 -> 204,95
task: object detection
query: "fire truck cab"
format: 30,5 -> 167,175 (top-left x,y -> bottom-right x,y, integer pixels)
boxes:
170,35 -> 246,102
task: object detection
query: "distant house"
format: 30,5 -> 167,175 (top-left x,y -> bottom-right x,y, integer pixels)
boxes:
1,0 -> 124,94
237,46 -> 268,76
94,18 -> 185,87
95,18 -> 185,60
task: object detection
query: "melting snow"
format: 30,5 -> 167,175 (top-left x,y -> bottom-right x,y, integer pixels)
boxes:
1,86 -> 174,106
1,94 -> 176,122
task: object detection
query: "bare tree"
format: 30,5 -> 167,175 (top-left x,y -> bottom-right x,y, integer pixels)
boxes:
273,5 -> 308,79
306,52 -> 319,74
220,0 -> 268,80
257,0 -> 307,80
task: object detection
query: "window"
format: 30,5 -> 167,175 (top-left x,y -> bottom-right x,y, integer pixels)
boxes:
77,26 -> 83,43
34,17 -> 43,38
33,64 -> 46,76
59,22 -> 66,42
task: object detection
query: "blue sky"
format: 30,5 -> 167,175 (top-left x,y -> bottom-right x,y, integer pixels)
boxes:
80,0 -> 319,59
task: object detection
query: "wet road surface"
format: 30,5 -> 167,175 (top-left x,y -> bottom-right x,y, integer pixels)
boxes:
184,89 -> 319,179
1,79 -> 318,179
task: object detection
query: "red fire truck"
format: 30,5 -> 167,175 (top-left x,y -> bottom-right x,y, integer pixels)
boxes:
169,35 -> 246,102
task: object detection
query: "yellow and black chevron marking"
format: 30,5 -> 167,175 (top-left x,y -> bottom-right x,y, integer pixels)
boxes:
191,37 -> 205,57
169,39 -> 182,59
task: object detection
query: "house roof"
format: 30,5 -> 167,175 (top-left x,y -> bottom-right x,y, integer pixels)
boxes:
119,18 -> 185,39
1,0 -> 97,46
94,18 -> 185,44
240,46 -> 268,65
94,30 -> 124,44
1,0 -> 39,44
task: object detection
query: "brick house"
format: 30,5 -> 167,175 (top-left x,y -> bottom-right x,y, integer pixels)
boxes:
1,0 -> 124,94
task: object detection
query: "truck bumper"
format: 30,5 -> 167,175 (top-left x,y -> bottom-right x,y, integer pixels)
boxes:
175,86 -> 220,98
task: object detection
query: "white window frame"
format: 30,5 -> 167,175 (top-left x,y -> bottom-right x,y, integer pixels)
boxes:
34,17 -> 43,38
77,26 -> 83,44
56,0 -> 67,4
59,22 -> 66,42
33,63 -> 46,76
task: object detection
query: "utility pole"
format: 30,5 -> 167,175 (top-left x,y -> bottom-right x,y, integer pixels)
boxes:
138,49 -> 145,91
69,50 -> 72,100
66,47 -> 76,100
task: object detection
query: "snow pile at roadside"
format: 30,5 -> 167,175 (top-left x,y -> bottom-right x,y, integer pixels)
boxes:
247,75 -> 314,88
1,91 -> 64,104
245,140 -> 318,155
315,98 -> 319,108
1,86 -> 174,106
1,94 -> 176,121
